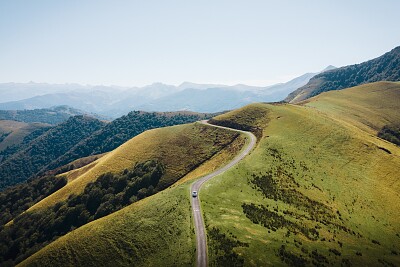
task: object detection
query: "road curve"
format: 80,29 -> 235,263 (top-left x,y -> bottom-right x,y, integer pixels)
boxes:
191,120 -> 257,267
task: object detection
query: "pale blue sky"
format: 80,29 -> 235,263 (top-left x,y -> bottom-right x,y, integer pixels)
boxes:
1,0 -> 399,86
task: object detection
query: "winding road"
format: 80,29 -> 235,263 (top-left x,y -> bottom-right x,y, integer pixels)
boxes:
191,120 -> 257,267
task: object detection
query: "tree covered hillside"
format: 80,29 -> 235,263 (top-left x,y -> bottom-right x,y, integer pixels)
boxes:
0,106 -> 97,125
0,111 -> 214,191
44,111 -> 213,172
0,122 -> 242,266
0,126 -> 51,164
286,46 -> 400,103
0,116 -> 105,190
0,175 -> 67,226
0,121 -> 51,154
0,161 -> 163,265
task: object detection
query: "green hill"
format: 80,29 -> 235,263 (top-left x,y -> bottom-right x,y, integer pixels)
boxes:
0,175 -> 67,226
201,83 -> 400,266
286,46 -> 400,103
302,81 -> 400,140
0,122 -> 245,266
3,82 -> 400,266
43,111 -> 214,173
0,120 -> 50,155
0,116 -> 105,190
0,111 -> 212,191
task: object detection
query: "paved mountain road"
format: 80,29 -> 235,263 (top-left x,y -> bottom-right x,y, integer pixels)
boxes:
191,120 -> 257,267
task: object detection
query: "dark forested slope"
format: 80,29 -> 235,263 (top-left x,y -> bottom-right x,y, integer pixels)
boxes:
0,111 -> 213,191
0,116 -> 105,190
45,111 -> 213,171
286,46 -> 400,103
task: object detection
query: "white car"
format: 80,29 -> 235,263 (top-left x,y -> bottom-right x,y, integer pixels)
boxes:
192,191 -> 198,197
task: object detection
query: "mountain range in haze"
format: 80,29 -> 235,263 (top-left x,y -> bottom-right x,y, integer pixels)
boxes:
0,66 -> 335,118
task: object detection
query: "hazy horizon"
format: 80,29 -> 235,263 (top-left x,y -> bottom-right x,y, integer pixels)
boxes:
1,1 -> 399,87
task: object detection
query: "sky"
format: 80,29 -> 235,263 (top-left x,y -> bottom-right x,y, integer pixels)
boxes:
0,0 -> 399,87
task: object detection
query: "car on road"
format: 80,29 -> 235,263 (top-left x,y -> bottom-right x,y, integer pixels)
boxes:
192,191 -> 198,197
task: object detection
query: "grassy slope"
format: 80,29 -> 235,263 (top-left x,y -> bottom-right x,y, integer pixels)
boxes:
20,123 -> 247,266
42,153 -> 107,177
302,81 -> 400,134
0,120 -> 48,152
28,122 -> 239,211
202,87 -> 400,266
21,185 -> 195,267
19,83 -> 400,266
210,103 -> 270,129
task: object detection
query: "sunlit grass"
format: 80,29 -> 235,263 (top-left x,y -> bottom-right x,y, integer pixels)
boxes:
20,122 -> 246,266
28,122 -> 239,211
202,99 -> 400,266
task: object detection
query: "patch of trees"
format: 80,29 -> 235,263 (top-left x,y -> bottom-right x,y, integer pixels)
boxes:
277,245 -> 333,267
243,146 -> 360,241
249,148 -> 335,223
329,248 -> 341,256
0,160 -> 164,265
378,124 -> 400,146
207,227 -> 248,266
242,203 -> 319,240
377,258 -> 396,267
0,116 -> 105,190
250,170 -> 334,223
0,126 -> 51,164
262,147 -> 348,225
277,245 -> 308,267
310,249 -> 329,266
0,132 -> 10,143
0,175 -> 67,226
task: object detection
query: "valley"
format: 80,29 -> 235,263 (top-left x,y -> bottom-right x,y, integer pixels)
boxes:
0,80 -> 396,267
0,40 -> 399,266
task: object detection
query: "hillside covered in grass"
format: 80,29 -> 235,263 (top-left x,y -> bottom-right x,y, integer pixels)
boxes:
201,83 -> 400,266
4,82 -> 400,267
302,81 -> 400,145
0,111 -> 213,191
1,122 -> 246,266
44,110 -> 214,172
286,46 -> 400,103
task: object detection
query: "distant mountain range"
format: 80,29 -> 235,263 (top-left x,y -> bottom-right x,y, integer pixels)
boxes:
0,105 -> 103,125
0,67 -> 334,118
286,46 -> 400,103
137,69 -> 337,113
